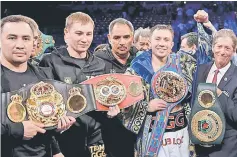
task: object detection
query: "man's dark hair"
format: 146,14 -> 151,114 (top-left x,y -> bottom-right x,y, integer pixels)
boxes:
181,32 -> 198,47
1,15 -> 35,34
150,24 -> 174,39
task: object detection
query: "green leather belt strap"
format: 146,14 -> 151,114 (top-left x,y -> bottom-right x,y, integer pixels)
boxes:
189,83 -> 226,145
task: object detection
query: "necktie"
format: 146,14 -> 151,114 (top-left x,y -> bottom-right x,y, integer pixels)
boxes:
212,69 -> 219,84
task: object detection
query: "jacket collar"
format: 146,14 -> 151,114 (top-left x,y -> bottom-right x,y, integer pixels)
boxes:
104,44 -> 136,68
201,61 -> 235,89
218,62 -> 236,89
53,46 -> 94,69
202,61 -> 213,82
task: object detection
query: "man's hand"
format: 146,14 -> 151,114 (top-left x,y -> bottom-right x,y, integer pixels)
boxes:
194,10 -> 209,23
57,115 -> 76,132
22,121 -> 46,140
217,88 -> 223,97
107,105 -> 120,118
194,10 -> 217,32
147,98 -> 167,112
53,153 -> 64,157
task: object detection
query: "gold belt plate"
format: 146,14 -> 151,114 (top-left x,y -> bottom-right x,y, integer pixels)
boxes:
191,110 -> 223,142
7,94 -> 26,123
94,76 -> 126,107
154,71 -> 187,103
26,81 -> 65,127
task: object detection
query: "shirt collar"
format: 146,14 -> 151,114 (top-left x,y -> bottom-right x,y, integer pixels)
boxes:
210,62 -> 231,75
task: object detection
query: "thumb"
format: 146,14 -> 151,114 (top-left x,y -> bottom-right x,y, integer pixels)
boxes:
68,116 -> 76,124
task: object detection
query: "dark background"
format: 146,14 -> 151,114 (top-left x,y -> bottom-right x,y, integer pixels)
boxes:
2,1 -> 237,51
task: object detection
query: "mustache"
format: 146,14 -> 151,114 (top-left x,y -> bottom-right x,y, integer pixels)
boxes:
118,46 -> 127,49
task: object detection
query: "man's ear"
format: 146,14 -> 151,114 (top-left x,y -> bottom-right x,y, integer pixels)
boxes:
192,44 -> 197,51
212,45 -> 215,54
107,34 -> 111,44
64,28 -> 68,35
64,28 -> 69,44
130,34 -> 134,42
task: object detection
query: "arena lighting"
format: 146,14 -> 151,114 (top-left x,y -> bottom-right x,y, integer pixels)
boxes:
184,1 -> 186,4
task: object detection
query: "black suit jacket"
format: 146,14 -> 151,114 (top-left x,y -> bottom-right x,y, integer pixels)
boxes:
195,62 -> 237,157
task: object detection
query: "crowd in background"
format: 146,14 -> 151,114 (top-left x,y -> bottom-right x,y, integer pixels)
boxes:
2,1 -> 237,52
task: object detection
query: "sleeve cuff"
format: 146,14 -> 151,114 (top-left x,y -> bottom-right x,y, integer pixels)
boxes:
202,24 -> 213,35
52,136 -> 61,155
9,122 -> 24,140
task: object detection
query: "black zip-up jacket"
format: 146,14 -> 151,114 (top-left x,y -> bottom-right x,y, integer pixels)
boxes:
94,44 -> 138,157
39,47 -> 106,157
40,46 -> 106,83
1,63 -> 61,157
94,44 -> 137,74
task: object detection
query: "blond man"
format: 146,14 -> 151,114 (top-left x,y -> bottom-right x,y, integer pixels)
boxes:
40,12 -> 119,157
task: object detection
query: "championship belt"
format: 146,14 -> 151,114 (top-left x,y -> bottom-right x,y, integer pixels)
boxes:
189,83 -> 225,145
33,32 -> 55,60
2,80 -> 96,130
81,74 -> 144,111
145,54 -> 188,156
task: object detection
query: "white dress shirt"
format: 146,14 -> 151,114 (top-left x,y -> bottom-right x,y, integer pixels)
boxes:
206,62 -> 231,86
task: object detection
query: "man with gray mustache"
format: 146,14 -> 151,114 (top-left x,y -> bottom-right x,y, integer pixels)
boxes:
94,18 -> 137,157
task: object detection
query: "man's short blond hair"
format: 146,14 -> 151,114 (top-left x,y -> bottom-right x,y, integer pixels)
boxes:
213,29 -> 237,50
65,12 -> 94,29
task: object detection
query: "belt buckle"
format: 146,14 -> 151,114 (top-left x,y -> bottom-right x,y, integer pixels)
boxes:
153,71 -> 187,103
95,76 -> 127,107
82,74 -> 144,111
26,81 -> 65,128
